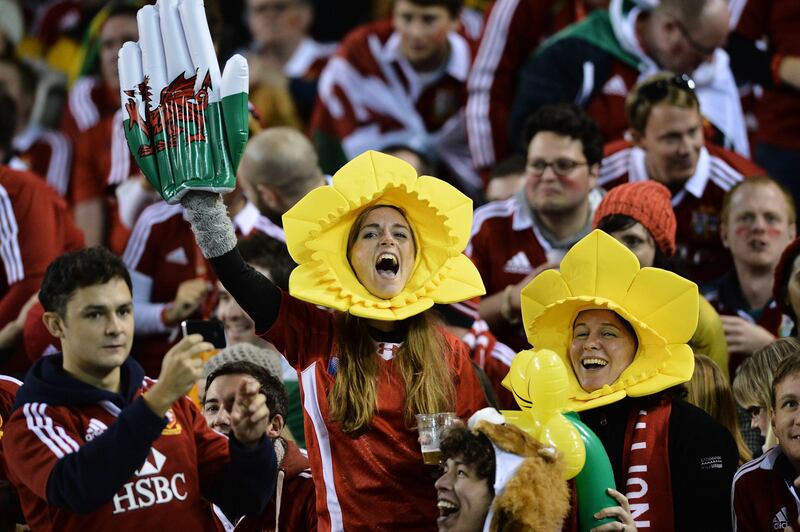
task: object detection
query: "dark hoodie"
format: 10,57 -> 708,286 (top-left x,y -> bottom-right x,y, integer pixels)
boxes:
10,354 -> 276,519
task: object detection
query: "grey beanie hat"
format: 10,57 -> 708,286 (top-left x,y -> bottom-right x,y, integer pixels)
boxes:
202,342 -> 283,381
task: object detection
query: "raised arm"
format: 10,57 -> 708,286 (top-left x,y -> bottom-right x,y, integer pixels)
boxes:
181,192 -> 281,332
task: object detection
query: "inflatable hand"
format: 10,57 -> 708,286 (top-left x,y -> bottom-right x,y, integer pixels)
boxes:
501,349 -> 585,478
118,0 -> 249,204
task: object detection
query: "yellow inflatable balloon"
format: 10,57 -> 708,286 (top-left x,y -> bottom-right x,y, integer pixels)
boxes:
501,348 -> 585,479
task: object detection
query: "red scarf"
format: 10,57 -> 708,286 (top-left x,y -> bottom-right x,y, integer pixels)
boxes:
621,398 -> 674,530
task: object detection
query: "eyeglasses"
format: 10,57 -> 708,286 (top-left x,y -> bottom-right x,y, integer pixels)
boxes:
527,158 -> 588,176
637,74 -> 697,104
674,19 -> 717,57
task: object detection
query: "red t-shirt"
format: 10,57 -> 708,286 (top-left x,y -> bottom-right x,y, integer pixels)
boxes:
262,293 -> 487,531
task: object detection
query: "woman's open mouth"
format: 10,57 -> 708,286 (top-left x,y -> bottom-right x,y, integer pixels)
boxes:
581,357 -> 608,370
375,253 -> 399,279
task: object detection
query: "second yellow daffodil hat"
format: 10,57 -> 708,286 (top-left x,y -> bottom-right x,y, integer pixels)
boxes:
281,150 -> 485,321
519,230 -> 699,411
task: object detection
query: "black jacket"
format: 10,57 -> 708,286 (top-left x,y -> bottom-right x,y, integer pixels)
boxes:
580,394 -> 738,532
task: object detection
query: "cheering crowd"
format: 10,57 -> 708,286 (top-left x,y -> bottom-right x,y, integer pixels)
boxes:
0,0 -> 799,530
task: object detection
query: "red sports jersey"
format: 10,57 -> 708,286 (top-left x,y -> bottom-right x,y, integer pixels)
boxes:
0,166 -> 83,374
71,109 -> 137,255
0,375 -> 21,528
4,378 -> 235,531
215,440 -> 316,532
466,0 -> 597,171
311,20 -> 482,192
732,446 -> 800,531
262,293 -> 487,531
122,202 -> 213,377
599,141 -> 763,283
60,76 -> 119,147
13,125 -> 72,197
734,0 -> 800,150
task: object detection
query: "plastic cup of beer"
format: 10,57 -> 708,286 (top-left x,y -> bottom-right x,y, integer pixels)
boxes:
416,412 -> 459,465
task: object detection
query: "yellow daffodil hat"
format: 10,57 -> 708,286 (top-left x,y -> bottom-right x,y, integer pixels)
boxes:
518,230 -> 699,411
281,150 -> 486,321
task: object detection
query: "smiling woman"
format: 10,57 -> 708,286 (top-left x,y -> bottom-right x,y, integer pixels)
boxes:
569,309 -> 638,393
519,230 -> 740,530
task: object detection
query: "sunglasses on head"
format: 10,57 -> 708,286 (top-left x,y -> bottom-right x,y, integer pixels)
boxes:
637,74 -> 697,104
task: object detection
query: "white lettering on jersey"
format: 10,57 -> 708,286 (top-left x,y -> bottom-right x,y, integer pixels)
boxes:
112,447 -> 189,514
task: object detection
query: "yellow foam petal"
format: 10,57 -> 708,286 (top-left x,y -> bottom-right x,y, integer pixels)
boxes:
559,230 -> 639,304
622,268 -> 699,343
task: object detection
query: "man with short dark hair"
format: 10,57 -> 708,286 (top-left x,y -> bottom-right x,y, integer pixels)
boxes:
203,359 -> 315,531
467,104 -> 604,350
2,247 -> 277,530
732,352 -> 800,530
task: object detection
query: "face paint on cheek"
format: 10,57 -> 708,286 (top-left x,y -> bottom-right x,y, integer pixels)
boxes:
557,174 -> 582,190
734,225 -> 751,238
767,227 -> 784,238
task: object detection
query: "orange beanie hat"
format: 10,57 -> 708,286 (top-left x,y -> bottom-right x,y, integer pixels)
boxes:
592,181 -> 677,257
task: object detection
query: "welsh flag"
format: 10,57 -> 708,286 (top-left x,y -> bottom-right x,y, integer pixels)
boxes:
117,0 -> 249,204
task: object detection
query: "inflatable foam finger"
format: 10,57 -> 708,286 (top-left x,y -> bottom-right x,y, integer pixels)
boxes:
178,0 -> 241,196
136,5 -> 175,191
118,41 -> 160,190
118,0 -> 246,203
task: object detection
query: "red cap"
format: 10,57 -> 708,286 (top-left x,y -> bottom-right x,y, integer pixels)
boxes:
593,181 -> 677,257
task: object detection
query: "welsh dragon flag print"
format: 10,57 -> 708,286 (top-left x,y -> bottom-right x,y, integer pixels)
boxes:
118,0 -> 249,204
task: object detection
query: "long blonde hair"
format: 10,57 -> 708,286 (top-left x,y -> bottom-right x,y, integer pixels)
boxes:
329,205 -> 455,434
686,355 -> 751,465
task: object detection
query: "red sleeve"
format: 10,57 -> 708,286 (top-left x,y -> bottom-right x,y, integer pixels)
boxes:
0,376 -> 21,476
445,332 -> 488,418
3,404 -> 81,500
732,471 -> 763,531
70,127 -> 104,204
467,0 -> 549,169
261,290 -> 337,370
0,170 -> 74,328
467,226 -> 493,295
